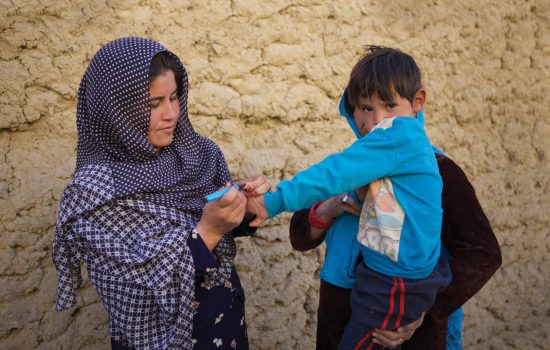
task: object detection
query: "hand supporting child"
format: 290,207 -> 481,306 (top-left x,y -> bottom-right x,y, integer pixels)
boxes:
316,192 -> 362,220
372,312 -> 425,347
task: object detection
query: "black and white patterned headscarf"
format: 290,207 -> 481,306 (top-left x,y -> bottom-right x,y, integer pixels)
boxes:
53,37 -> 235,349
75,36 -> 230,209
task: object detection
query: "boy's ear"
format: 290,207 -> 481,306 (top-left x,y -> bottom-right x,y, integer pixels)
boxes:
412,89 -> 426,113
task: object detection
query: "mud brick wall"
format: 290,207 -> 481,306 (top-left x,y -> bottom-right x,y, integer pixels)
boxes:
1,1 -> 548,349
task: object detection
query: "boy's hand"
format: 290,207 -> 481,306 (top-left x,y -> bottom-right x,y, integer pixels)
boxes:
236,175 -> 271,227
245,194 -> 269,227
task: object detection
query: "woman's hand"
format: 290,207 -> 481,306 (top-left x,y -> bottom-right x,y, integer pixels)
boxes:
237,175 -> 271,197
372,312 -> 425,348
196,183 -> 247,250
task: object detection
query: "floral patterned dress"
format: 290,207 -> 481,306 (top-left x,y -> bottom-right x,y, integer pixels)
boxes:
111,231 -> 249,350
188,233 -> 248,350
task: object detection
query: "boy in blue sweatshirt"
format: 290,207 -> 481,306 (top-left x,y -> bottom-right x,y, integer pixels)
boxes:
248,46 -> 452,349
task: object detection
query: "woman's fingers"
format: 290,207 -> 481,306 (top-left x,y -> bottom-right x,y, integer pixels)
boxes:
373,326 -> 415,341
217,185 -> 240,207
214,187 -> 247,224
236,192 -> 247,215
198,186 -> 251,244
395,312 -> 425,334
372,329 -> 403,348
372,313 -> 425,348
231,190 -> 247,215
373,328 -> 404,341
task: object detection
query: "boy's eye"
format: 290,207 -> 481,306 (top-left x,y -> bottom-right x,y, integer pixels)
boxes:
385,103 -> 397,109
362,106 -> 373,112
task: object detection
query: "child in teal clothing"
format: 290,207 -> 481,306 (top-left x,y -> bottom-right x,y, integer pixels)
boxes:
248,46 -> 452,349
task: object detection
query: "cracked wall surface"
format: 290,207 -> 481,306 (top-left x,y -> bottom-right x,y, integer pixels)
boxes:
1,0 -> 549,349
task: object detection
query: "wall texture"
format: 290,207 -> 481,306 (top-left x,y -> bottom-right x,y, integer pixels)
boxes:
1,0 -> 549,349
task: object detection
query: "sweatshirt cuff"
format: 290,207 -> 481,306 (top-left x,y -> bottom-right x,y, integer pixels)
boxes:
264,191 -> 285,218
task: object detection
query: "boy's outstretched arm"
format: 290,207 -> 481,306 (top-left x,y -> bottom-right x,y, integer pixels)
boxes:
262,128 -> 397,219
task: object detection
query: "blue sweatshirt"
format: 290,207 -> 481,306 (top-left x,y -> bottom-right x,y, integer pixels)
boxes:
264,97 -> 443,279
318,189 -> 363,288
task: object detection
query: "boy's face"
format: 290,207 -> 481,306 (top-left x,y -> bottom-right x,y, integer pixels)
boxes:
353,89 -> 425,136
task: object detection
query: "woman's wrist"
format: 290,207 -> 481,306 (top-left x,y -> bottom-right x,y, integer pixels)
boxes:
194,222 -> 223,251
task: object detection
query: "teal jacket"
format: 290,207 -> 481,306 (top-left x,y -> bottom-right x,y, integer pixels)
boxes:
264,92 -> 443,279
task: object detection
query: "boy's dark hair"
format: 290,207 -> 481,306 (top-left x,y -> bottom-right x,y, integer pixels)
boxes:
149,51 -> 184,97
347,46 -> 422,108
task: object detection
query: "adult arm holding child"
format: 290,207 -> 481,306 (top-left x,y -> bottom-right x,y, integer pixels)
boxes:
288,191 -> 424,350
403,155 -> 502,350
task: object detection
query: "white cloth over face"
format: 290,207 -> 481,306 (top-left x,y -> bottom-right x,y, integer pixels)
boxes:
53,37 -> 235,350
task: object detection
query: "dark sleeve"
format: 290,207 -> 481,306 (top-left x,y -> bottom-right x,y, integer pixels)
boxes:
288,208 -> 327,251
187,232 -> 218,278
231,213 -> 258,238
402,313 -> 447,350
428,155 -> 502,322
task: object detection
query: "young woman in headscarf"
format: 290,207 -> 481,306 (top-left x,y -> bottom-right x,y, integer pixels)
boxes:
52,37 -> 268,350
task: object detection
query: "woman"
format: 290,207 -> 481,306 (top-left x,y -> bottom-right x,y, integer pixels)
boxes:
53,37 -> 268,350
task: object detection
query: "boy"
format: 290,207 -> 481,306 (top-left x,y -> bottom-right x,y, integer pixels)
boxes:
249,46 -> 452,349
